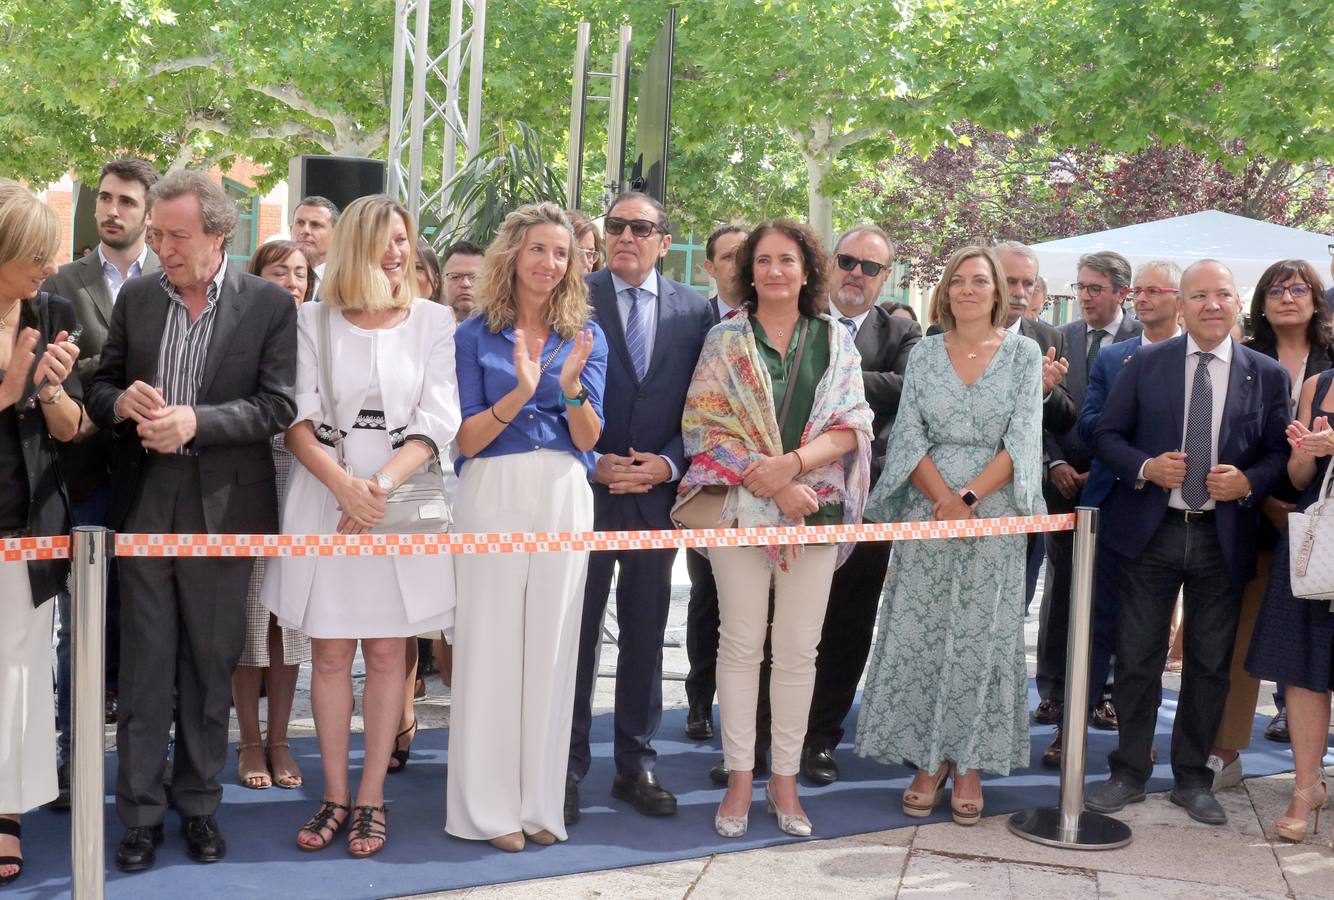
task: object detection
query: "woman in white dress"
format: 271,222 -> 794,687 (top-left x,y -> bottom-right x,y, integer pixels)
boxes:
446,202 -> 607,852
263,195 -> 460,859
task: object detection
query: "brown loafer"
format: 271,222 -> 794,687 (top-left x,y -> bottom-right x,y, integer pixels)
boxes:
1034,699 -> 1062,725
1041,729 -> 1062,768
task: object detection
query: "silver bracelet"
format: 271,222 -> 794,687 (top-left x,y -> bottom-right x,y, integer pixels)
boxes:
39,385 -> 64,405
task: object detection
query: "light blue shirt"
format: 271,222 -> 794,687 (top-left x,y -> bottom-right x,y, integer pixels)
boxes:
610,268 -> 660,363
97,244 -> 148,304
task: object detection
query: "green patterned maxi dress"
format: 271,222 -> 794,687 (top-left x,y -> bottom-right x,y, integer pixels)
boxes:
854,331 -> 1045,775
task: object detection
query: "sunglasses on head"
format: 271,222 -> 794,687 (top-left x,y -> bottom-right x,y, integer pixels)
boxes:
605,217 -> 663,239
836,253 -> 887,277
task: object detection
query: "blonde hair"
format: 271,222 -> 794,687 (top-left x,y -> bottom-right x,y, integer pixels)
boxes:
478,202 -> 590,339
929,245 -> 1009,332
321,194 -> 418,311
0,180 -> 60,274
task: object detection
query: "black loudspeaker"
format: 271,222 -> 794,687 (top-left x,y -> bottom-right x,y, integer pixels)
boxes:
287,155 -> 387,215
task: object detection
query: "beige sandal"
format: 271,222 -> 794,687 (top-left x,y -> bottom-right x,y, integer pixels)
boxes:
236,742 -> 272,790
266,741 -> 303,790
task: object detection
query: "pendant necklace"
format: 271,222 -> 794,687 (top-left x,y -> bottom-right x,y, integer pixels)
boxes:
0,299 -> 19,331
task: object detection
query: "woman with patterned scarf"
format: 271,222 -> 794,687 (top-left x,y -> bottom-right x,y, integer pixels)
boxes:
675,219 -> 873,839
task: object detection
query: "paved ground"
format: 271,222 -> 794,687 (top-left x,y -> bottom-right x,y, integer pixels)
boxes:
219,555 -> 1334,899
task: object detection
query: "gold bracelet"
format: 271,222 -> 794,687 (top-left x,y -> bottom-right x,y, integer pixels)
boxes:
791,448 -> 807,474
39,385 -> 63,405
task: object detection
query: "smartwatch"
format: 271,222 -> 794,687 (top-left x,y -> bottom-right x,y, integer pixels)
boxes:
372,471 -> 395,493
562,384 -> 589,407
959,488 -> 980,509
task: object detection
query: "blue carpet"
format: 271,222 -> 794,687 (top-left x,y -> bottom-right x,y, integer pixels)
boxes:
12,683 -> 1312,899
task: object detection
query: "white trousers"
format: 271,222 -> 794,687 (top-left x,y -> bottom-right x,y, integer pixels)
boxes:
710,545 -> 837,776
0,560 -> 57,811
446,451 -> 592,841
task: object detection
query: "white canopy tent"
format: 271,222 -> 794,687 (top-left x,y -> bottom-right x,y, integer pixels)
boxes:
1031,210 -> 1334,297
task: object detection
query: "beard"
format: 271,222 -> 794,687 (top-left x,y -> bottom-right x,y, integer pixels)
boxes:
100,221 -> 145,251
835,285 -> 873,313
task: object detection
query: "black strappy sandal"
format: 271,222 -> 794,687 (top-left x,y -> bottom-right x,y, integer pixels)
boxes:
0,817 -> 22,886
295,800 -> 350,852
347,804 -> 388,859
388,720 -> 418,774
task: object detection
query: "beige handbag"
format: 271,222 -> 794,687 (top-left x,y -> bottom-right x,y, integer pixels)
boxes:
1289,460 -> 1334,601
671,319 -> 809,530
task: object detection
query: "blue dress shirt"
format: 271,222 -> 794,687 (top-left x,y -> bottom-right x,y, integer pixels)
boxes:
454,315 -> 609,474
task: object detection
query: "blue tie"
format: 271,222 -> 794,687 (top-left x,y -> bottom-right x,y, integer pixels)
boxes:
624,287 -> 648,379
839,317 -> 857,337
1181,351 -> 1214,509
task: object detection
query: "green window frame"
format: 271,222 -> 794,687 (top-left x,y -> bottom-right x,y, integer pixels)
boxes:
223,179 -> 259,265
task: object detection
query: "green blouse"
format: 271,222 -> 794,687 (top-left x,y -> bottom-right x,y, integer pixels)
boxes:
750,315 -> 843,526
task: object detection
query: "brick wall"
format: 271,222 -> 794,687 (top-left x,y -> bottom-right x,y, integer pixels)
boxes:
46,188 -> 74,266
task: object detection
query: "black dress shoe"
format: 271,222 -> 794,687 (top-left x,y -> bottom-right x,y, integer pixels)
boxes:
1041,728 -> 1062,768
46,762 -> 71,811
611,771 -> 677,817
115,824 -> 164,872
1169,787 -> 1227,825
564,777 -> 580,826
684,704 -> 714,741
800,745 -> 839,786
180,815 -> 226,863
1264,709 -> 1290,743
1089,699 -> 1118,731
1033,699 -> 1062,725
709,751 -> 770,785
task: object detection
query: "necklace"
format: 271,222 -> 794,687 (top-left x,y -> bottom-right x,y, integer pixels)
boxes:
0,299 -> 19,331
949,333 -> 994,360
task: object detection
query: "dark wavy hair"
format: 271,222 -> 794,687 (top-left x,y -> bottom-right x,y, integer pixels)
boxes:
247,240 -> 314,304
1246,258 -> 1333,352
736,220 -> 830,318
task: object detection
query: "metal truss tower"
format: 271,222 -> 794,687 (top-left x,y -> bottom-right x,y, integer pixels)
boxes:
387,0 -> 486,237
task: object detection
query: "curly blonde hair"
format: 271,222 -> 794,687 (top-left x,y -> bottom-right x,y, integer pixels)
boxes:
477,202 -> 590,339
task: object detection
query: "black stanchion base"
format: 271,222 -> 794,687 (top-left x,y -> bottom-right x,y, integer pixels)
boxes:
1007,807 -> 1132,850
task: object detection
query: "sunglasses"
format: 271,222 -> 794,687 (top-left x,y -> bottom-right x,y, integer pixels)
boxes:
605,217 -> 664,239
835,254 -> 887,277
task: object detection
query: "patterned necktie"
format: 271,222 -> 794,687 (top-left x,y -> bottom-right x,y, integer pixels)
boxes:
1181,351 -> 1215,510
839,317 -> 857,337
624,287 -> 648,379
1086,328 -> 1106,376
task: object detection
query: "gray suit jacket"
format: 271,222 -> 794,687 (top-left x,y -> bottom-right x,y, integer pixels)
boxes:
1046,315 -> 1143,472
42,247 -> 160,503
86,264 -> 297,534
853,307 -> 921,480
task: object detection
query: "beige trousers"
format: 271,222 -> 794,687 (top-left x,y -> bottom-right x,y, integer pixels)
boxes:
1215,549 -> 1273,751
711,545 -> 838,776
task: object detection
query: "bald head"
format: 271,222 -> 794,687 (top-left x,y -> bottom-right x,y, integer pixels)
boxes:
1180,259 -> 1240,351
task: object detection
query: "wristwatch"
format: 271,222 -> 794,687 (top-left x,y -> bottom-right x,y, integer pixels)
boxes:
372,471 -> 395,493
562,383 -> 589,407
958,488 -> 980,509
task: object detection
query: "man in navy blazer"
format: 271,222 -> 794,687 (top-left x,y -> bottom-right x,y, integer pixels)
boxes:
566,193 -> 714,823
1085,260 -> 1289,826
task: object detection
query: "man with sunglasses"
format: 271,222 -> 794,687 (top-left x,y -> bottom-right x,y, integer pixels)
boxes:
566,192 -> 713,824
799,225 -> 921,786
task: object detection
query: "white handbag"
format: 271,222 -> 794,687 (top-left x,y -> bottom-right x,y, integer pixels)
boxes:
1288,460 -> 1334,601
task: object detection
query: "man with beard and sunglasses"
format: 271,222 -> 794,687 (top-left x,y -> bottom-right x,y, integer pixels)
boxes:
42,158 -> 161,809
797,225 -> 921,786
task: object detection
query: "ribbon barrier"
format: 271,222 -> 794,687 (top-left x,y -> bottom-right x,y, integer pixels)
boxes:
59,509 -> 1119,896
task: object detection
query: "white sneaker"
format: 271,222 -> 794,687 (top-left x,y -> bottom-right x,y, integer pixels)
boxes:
1207,754 -> 1243,790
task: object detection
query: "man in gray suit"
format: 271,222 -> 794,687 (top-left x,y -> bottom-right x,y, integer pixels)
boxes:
41,158 -> 160,809
1037,251 -> 1142,764
87,171 -> 296,872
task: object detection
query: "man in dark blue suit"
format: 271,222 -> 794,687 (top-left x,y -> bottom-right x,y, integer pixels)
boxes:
566,193 -> 713,823
1085,260 -> 1290,826
1077,260 -> 1182,747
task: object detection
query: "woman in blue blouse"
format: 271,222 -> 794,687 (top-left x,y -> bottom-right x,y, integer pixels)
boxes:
446,203 -> 607,852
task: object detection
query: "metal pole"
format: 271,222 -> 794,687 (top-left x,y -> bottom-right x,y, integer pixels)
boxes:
71,526 -> 111,899
1008,507 -> 1131,850
406,0 -> 432,225
566,22 -> 590,208
386,0 -> 411,201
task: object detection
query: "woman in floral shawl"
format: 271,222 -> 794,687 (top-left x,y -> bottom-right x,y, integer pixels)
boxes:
675,220 -> 872,839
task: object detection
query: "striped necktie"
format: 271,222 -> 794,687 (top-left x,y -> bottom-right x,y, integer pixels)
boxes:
839,317 -> 857,337
624,287 -> 648,379
1181,352 -> 1215,509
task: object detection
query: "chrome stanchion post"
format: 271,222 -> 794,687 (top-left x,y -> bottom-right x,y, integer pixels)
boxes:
1009,507 -> 1131,850
71,526 -> 110,899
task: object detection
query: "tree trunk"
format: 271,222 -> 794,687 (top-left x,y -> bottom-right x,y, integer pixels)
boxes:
796,116 -> 836,245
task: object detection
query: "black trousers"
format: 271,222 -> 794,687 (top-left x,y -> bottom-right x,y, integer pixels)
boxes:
568,525 -> 677,782
1108,515 -> 1242,790
1024,533 -> 1044,612
684,549 -> 721,709
115,456 -> 252,826
1037,487 -> 1078,703
805,539 -> 893,749
1086,533 -> 1122,709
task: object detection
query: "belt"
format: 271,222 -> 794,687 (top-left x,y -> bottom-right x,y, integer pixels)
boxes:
0,528 -> 27,539
1167,508 -> 1215,524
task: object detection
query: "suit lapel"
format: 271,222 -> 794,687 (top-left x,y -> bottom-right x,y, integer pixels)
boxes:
198,267 -> 246,399
645,279 -> 678,380
854,309 -> 882,360
76,254 -> 114,327
590,271 -> 637,384
1164,337 -> 1187,447
1218,346 -> 1254,457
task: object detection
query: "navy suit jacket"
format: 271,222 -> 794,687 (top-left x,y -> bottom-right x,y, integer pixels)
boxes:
1046,315 -> 1142,472
1091,335 -> 1291,586
1078,335 -> 1145,507
588,268 -> 713,529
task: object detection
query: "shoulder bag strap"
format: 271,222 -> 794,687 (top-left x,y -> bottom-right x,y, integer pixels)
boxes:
775,317 -> 809,434
317,304 -> 349,471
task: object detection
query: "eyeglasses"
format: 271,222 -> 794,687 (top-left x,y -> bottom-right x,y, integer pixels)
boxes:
604,217 -> 663,239
1266,283 -> 1312,300
580,248 -> 601,261
444,272 -> 476,284
1127,286 -> 1179,299
1071,281 -> 1115,297
835,254 -> 888,277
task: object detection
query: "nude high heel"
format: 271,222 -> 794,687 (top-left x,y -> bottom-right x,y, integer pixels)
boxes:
902,764 -> 950,818
1275,777 -> 1327,842
950,766 -> 984,826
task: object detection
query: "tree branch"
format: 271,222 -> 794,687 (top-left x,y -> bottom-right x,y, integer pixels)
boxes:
145,54 -> 226,78
828,125 -> 882,153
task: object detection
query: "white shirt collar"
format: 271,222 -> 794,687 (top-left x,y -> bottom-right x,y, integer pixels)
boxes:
97,242 -> 149,275
1089,307 -> 1123,338
610,268 -> 659,299
1140,326 -> 1181,347
1185,333 -> 1233,364
1007,317 -> 1023,334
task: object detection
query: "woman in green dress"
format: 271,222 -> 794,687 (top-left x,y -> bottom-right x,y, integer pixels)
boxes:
854,245 -> 1044,825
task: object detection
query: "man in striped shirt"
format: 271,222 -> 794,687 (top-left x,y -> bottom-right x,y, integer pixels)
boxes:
87,170 -> 297,873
